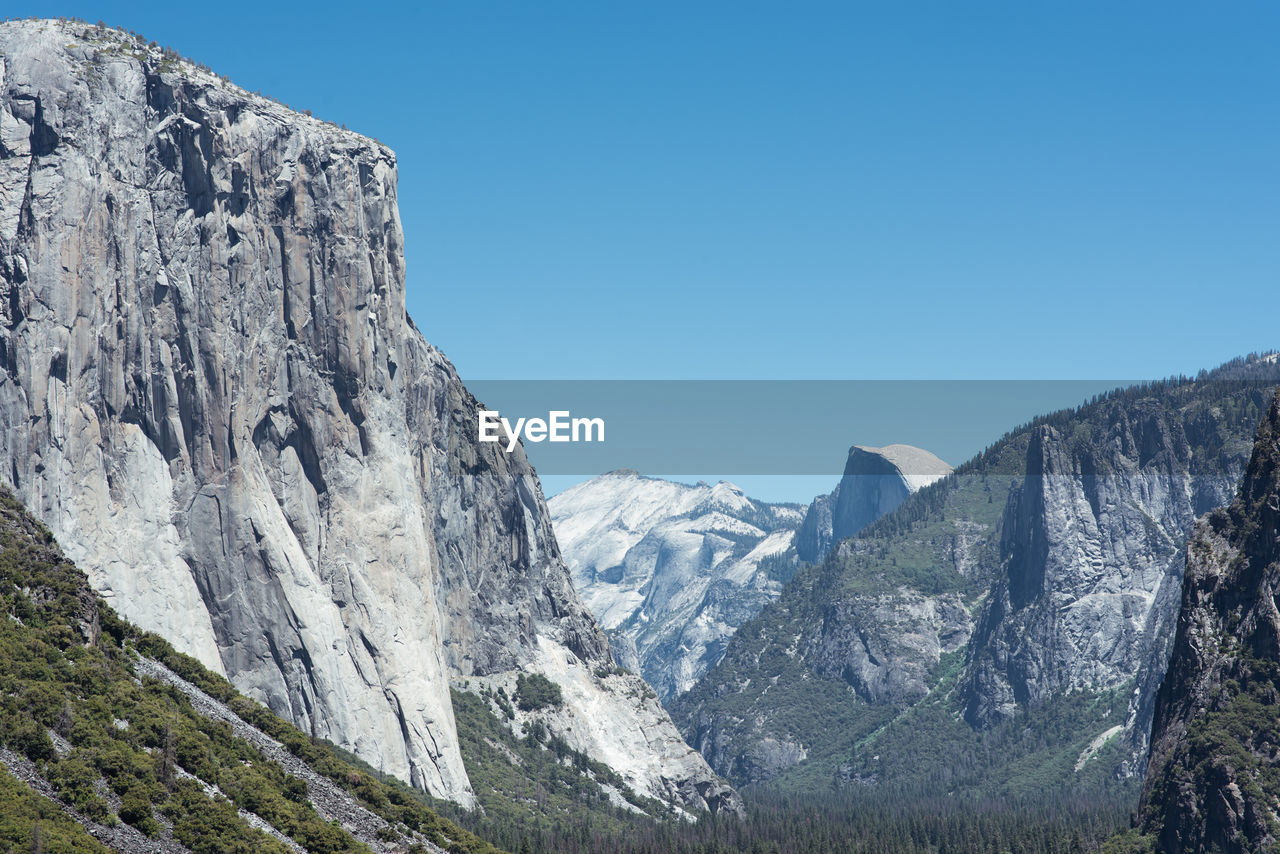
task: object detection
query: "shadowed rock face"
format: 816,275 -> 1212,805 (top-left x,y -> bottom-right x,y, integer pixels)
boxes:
0,19 -> 736,814
795,444 -> 952,564
1141,390 -> 1280,854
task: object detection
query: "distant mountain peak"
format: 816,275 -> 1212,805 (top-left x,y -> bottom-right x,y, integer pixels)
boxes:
795,443 -> 953,564
851,444 -> 952,482
550,473 -> 803,699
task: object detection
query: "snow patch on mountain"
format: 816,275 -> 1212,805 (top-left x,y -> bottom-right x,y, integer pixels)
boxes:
551,472 -> 803,700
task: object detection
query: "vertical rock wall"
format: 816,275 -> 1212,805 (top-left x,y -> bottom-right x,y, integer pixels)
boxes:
0,19 -> 735,813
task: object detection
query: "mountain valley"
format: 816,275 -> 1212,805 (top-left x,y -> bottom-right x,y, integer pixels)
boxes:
0,13 -> 1273,854
550,444 -> 951,703
671,357 -> 1280,802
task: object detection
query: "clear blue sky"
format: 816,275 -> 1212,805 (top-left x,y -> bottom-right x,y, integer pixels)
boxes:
10,3 -> 1280,500
12,2 -> 1277,384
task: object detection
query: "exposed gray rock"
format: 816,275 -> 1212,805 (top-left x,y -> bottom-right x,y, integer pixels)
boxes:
550,471 -> 802,700
811,580 -> 971,706
676,540 -> 975,785
0,18 -> 732,814
674,363 -> 1278,790
1140,390 -> 1280,853
462,664 -> 741,817
795,444 -> 952,564
1,745 -> 193,854
961,412 -> 1240,764
793,492 -> 834,566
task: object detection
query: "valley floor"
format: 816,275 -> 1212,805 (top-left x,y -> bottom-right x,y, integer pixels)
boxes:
445,789 -> 1134,854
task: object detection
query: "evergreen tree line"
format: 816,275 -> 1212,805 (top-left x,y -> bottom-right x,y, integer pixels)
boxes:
459,790 -> 1132,854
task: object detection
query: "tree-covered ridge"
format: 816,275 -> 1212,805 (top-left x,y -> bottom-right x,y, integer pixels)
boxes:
672,353 -> 1280,799
0,488 -> 502,854
1136,387 -> 1280,853
866,351 -> 1280,541
425,687 -> 679,854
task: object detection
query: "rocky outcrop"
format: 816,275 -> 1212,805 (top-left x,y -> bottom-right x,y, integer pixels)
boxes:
463,658 -> 741,815
1140,390 -> 1280,854
674,363 -> 1279,791
961,402 -> 1245,765
675,536 -> 975,785
550,471 -> 802,700
810,579 -> 972,706
795,444 -> 952,564
0,19 -> 732,813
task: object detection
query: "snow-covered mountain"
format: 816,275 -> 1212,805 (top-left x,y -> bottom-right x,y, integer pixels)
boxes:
550,471 -> 803,700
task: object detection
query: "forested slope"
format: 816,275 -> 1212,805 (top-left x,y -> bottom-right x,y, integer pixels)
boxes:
673,354 -> 1280,802
0,487 -> 500,854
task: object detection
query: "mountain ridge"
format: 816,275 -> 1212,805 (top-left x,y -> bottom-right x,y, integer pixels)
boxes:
1138,387 -> 1280,853
672,354 -> 1280,795
550,470 -> 803,700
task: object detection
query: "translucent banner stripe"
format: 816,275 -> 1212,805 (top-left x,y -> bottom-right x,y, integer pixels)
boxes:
464,380 -> 1211,476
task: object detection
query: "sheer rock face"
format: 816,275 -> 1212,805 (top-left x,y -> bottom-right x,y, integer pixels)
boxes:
0,19 -> 735,814
1141,391 -> 1280,854
810,579 -> 972,706
963,412 -> 1237,726
795,444 -> 952,564
961,410 -> 1240,765
550,471 -> 803,700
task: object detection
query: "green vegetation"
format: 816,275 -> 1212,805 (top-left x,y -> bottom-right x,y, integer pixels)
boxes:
433,685 -> 1132,854
1140,648 -> 1280,851
672,354 -> 1280,808
836,679 -> 1137,803
514,673 -> 563,712
0,488 -> 500,854
144,642 -> 500,852
445,785 -> 1129,854
0,765 -> 112,853
647,793 -> 1129,854
1098,828 -> 1157,853
426,687 -> 674,853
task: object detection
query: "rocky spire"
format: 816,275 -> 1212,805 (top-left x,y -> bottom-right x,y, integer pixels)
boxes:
1140,388 -> 1280,852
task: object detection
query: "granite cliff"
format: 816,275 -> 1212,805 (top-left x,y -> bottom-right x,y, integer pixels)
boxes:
1140,388 -> 1280,853
0,18 -> 734,814
960,398 -> 1247,769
